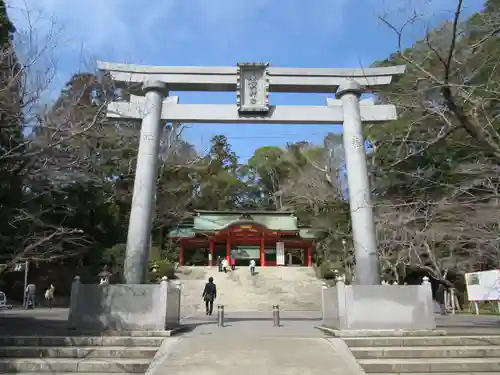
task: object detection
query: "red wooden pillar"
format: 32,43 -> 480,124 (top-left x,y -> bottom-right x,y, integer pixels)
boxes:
209,239 -> 215,266
226,236 -> 231,261
179,240 -> 184,266
260,234 -> 265,267
307,246 -> 312,267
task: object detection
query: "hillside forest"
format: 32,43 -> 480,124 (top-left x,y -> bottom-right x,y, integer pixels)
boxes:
0,0 -> 499,299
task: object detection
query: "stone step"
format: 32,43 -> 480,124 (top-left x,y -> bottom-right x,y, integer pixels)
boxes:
179,267 -> 321,313
358,358 -> 500,373
76,330 -> 175,337
7,373 -> 133,375
351,345 -> 500,359
0,358 -> 151,373
344,336 -> 500,347
0,346 -> 158,359
365,373 -> 500,375
0,336 -> 164,347
9,373 -> 133,375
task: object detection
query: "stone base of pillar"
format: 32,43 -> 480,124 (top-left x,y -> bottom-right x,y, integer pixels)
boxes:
68,277 -> 181,331
321,277 -> 436,330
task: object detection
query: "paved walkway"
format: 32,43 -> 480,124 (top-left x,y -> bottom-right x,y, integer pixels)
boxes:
158,311 -> 365,374
151,336 -> 363,375
435,313 -> 500,334
180,310 -> 325,337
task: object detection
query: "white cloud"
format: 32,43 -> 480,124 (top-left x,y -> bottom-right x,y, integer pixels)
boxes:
6,0 -> 176,61
6,0 -> 349,63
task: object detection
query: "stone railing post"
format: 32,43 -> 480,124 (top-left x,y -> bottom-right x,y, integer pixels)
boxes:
421,276 -> 433,313
422,276 -> 431,288
450,288 -> 457,315
335,275 -> 348,329
68,276 -> 81,329
336,80 -> 379,285
321,281 -> 328,319
172,279 -> 182,324
159,276 -> 169,330
124,81 -> 168,284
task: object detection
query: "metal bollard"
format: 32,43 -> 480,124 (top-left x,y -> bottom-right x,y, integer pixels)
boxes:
217,304 -> 225,327
272,305 -> 280,327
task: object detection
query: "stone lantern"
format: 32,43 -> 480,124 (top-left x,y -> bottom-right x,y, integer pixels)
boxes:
151,262 -> 159,274
98,265 -> 112,285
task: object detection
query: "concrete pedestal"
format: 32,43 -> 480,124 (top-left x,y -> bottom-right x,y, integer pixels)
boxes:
68,277 -> 181,331
322,277 -> 436,331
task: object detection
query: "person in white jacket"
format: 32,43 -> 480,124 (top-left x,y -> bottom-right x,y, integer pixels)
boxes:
249,259 -> 256,276
221,258 -> 228,273
44,284 -> 55,310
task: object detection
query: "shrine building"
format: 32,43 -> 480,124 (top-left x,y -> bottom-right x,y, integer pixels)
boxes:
167,210 -> 322,267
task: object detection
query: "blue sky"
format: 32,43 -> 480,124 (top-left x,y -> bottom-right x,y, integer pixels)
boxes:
6,0 -> 484,162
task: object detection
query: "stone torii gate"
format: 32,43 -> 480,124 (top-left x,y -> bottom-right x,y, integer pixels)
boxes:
97,61 -> 406,285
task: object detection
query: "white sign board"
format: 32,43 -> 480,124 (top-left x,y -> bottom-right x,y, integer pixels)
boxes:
236,63 -> 270,113
465,270 -> 500,301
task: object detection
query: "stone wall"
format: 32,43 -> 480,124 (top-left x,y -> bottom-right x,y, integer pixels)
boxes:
322,277 -> 436,330
68,277 -> 181,331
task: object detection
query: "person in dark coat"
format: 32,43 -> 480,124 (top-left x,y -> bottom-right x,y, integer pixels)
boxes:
436,281 -> 447,315
202,277 -> 217,315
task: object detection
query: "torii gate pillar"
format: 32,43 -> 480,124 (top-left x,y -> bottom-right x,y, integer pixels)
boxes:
123,81 -> 167,284
336,80 -> 379,285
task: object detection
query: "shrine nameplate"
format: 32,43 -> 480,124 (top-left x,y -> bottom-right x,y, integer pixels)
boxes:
236,62 -> 270,113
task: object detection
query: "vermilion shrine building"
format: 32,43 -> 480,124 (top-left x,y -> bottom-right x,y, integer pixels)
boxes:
167,210 -> 322,267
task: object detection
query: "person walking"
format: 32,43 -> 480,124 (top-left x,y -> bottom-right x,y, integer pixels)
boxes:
230,258 -> 236,271
221,258 -> 228,273
44,284 -> 55,310
202,277 -> 217,315
249,259 -> 256,276
436,281 -> 447,315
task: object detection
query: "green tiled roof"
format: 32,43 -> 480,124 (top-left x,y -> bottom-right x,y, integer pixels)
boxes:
167,210 -> 322,239
168,227 -> 196,238
194,213 -> 297,231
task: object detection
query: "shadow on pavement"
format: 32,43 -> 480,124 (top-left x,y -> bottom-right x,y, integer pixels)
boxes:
0,308 -> 144,337
0,308 -> 72,336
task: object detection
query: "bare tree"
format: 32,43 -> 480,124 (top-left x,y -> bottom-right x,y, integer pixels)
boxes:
0,6 -> 117,267
360,0 -> 500,278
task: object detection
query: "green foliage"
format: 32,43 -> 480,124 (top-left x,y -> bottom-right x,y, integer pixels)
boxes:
0,0 -> 15,44
318,261 -> 337,280
148,260 -> 175,282
100,244 -> 126,269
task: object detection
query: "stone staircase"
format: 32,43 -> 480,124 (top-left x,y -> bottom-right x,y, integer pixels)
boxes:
345,335 -> 500,374
177,266 -> 322,313
0,335 -> 164,374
